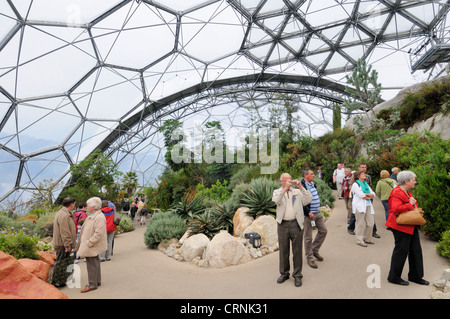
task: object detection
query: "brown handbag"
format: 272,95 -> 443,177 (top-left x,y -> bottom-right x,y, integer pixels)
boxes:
396,207 -> 426,226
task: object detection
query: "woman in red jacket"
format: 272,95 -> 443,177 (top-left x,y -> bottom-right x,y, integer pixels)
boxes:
100,200 -> 117,262
386,171 -> 428,286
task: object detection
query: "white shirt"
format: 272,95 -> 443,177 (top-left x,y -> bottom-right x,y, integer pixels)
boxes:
283,191 -> 295,220
351,182 -> 375,215
334,168 -> 345,183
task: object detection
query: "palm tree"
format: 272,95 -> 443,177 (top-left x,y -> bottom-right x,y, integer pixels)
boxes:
122,171 -> 139,197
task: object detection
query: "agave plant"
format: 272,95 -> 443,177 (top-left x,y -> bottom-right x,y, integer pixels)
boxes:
239,177 -> 277,219
172,189 -> 206,219
187,210 -> 221,239
211,199 -> 236,234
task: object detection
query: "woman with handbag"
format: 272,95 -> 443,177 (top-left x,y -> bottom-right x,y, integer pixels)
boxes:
386,171 -> 429,286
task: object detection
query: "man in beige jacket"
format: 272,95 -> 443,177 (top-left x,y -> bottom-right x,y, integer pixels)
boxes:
51,197 -> 77,287
272,173 -> 312,287
76,197 -> 107,293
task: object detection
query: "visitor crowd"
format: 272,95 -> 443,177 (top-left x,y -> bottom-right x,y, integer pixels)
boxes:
51,163 -> 428,293
273,163 -> 428,288
51,195 -> 148,293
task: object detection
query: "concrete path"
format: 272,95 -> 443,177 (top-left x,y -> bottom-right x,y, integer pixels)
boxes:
60,191 -> 449,299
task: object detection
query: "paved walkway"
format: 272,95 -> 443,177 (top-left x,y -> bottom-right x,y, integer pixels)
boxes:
60,191 -> 449,299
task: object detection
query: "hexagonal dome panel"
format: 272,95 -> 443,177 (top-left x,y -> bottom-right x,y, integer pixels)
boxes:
0,0 -> 448,212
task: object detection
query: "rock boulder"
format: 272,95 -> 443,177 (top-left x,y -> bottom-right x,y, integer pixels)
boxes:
0,251 -> 68,299
18,258 -> 51,282
242,215 -> 278,251
205,232 -> 251,268
179,233 -> 210,262
233,207 -> 253,237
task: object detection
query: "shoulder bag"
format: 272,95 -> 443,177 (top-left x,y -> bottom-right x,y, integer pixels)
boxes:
395,189 -> 426,226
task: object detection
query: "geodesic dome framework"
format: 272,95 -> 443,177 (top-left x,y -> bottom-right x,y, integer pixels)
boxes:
0,0 -> 449,211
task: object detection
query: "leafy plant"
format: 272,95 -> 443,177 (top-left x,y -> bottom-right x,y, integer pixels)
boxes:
187,211 -> 221,239
0,228 -> 40,260
116,213 -> 135,233
239,177 -> 277,218
436,229 -> 450,260
172,189 -> 206,219
210,199 -> 236,234
411,164 -> 449,241
196,180 -> 231,203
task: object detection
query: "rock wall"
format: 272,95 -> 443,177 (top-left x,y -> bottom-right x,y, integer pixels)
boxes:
345,76 -> 450,140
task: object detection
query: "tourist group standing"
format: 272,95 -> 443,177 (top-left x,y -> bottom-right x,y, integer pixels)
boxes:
272,163 -> 428,288
52,196 -> 123,293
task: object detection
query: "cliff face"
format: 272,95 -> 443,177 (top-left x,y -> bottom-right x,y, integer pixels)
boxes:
345,76 -> 450,140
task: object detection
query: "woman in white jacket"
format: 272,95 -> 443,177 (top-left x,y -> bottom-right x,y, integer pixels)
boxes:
351,171 -> 376,247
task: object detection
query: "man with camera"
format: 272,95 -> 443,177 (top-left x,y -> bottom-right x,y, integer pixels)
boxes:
272,173 -> 312,287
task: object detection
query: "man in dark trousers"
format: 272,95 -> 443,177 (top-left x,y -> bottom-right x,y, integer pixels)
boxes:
51,197 -> 77,287
272,173 -> 312,287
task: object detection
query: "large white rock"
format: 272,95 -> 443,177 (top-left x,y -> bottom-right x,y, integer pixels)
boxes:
205,232 -> 251,268
233,207 -> 254,237
242,215 -> 278,251
179,233 -> 210,262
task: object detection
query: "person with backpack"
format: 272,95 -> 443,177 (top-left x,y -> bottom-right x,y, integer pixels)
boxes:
100,200 -> 117,262
130,200 -> 138,220
139,204 -> 149,225
122,198 -> 130,216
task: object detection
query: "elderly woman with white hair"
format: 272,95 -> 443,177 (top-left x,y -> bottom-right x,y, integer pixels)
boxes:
75,197 -> 107,293
385,171 -> 428,286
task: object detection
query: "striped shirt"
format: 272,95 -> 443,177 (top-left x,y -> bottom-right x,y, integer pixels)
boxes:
304,180 -> 321,213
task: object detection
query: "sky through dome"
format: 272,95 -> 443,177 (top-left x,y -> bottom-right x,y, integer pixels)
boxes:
0,0 -> 448,212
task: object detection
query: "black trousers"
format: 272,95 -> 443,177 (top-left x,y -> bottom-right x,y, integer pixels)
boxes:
388,226 -> 424,282
278,220 -> 303,279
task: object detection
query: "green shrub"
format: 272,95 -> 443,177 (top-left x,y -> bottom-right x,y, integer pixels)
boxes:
144,212 -> 187,249
0,228 -> 40,260
0,215 -> 43,238
313,177 -> 336,208
436,229 -> 450,260
196,180 -> 231,203
411,164 -> 449,241
117,213 -> 135,233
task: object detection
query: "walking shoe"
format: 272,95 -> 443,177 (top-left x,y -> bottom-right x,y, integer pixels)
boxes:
373,233 -> 380,238
81,286 -> 97,293
277,275 -> 289,284
347,230 -> 355,235
409,279 -> 429,285
388,279 -> 409,286
313,252 -> 324,261
294,277 -> 302,287
307,260 -> 318,269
